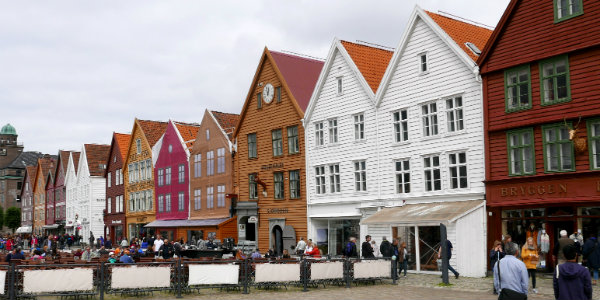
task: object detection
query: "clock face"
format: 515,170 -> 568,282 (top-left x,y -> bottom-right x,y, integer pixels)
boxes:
263,83 -> 274,104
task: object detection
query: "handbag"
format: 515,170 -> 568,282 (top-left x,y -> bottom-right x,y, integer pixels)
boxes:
497,256 -> 527,300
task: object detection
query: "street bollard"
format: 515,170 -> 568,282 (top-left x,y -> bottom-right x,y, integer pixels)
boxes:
242,259 -> 249,294
176,259 -> 183,298
301,257 -> 308,292
99,262 -> 105,300
344,257 -> 351,289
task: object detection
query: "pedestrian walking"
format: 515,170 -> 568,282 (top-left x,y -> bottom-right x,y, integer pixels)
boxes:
380,236 -> 392,258
490,240 -> 505,294
295,237 -> 307,256
493,242 -> 528,299
554,230 -> 574,265
391,238 -> 400,280
521,237 -> 540,294
398,241 -> 408,277
438,239 -> 459,279
553,244 -> 592,300
362,235 -> 374,258
583,233 -> 600,286
344,237 -> 358,258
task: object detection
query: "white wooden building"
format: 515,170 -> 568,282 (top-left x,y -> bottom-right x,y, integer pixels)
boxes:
64,151 -> 79,236
304,6 -> 492,277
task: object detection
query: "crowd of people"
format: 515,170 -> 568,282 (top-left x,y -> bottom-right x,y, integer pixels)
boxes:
490,230 -> 599,299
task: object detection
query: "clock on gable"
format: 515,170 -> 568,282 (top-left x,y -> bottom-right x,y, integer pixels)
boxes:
263,83 -> 274,104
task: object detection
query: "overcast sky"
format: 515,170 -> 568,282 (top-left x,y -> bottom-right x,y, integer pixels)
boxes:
1,0 -> 510,155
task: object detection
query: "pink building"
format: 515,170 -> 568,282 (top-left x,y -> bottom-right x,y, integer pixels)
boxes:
149,120 -> 200,239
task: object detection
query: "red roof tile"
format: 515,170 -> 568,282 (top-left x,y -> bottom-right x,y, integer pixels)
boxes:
426,11 -> 493,62
72,152 -> 81,175
138,119 -> 168,147
174,122 -> 201,149
25,165 -> 37,187
58,151 -> 71,173
211,110 -> 240,141
270,51 -> 324,112
114,133 -> 132,161
84,144 -> 111,177
340,41 -> 394,93
37,156 -> 56,188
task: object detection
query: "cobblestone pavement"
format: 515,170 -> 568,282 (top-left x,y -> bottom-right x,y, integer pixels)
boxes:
122,272 -> 599,300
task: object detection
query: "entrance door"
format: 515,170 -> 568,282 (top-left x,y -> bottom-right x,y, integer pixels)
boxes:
272,225 -> 283,255
547,220 -> 574,268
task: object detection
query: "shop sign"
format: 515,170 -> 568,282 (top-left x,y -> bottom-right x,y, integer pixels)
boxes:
261,163 -> 284,170
248,216 -> 258,223
136,217 -> 147,222
267,208 -> 288,214
500,183 -> 567,197
111,220 -> 122,224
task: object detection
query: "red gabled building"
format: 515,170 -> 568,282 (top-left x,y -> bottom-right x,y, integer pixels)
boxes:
53,150 -> 72,229
104,133 -> 131,243
479,0 -> 600,268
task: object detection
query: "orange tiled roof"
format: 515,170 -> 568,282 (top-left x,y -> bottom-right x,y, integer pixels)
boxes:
37,156 -> 56,188
426,11 -> 493,62
340,41 -> 394,93
174,122 -> 201,149
84,144 -> 110,176
211,110 -> 240,141
138,119 -> 168,147
58,150 -> 71,173
114,133 -> 132,161
25,165 -> 37,187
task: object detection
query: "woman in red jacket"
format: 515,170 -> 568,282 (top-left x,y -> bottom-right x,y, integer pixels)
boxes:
305,243 -> 321,258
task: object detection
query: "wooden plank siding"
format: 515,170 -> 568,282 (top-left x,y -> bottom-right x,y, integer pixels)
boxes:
481,0 -> 600,74
235,54 -> 308,253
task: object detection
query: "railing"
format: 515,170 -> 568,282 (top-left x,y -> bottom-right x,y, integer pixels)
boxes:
0,257 -> 394,299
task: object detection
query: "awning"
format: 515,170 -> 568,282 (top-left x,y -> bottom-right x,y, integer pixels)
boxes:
361,200 -> 484,226
42,224 -> 59,229
144,217 -> 232,228
16,226 -> 32,233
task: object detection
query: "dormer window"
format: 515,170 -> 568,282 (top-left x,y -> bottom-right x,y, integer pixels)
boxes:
206,129 -> 210,141
554,0 -> 583,22
419,53 -> 428,73
336,77 -> 343,95
465,42 -> 481,56
136,139 -> 141,154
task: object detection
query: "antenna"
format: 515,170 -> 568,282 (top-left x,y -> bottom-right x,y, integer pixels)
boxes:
278,50 -> 324,61
437,10 -> 495,30
354,40 -> 395,51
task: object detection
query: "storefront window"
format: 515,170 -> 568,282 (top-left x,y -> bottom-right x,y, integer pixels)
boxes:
115,225 -> 123,241
418,226 -> 440,272
579,207 -> 600,240
394,226 -> 417,271
328,219 -> 360,256
188,230 -> 204,243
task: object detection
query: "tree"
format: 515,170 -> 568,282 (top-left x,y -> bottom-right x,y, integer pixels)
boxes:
5,207 -> 21,233
0,206 -> 4,229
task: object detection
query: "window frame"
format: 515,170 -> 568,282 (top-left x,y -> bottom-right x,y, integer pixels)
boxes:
178,164 -> 185,183
289,170 -> 301,199
165,193 -> 171,212
448,152 -> 468,189
336,76 -> 343,95
328,119 -> 338,144
419,52 -> 428,73
194,189 -> 202,210
158,194 -> 164,213
395,159 -> 411,194
446,96 -> 465,133
315,122 -> 324,147
207,186 -> 214,209
423,155 -> 442,192
217,148 -> 226,173
315,166 -> 326,195
247,133 -> 257,159
272,129 -> 283,157
249,173 -> 258,200
354,160 -> 367,192
393,109 -> 409,143
274,172 -> 284,200
587,118 -> 600,170
542,123 -> 575,173
353,113 -> 365,141
276,86 -> 282,103
421,102 -> 439,137
165,167 -> 171,185
217,185 -> 226,207
504,65 -> 532,113
287,126 -> 299,154
329,164 -> 340,193
257,92 -> 262,109
206,150 -> 214,175
194,153 -> 201,177
506,128 -> 536,176
539,55 -> 571,106
554,0 -> 583,22
178,191 -> 185,211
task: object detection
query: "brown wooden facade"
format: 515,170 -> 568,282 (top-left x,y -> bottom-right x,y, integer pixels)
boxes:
233,48 -> 323,253
478,0 -> 600,266
104,133 -> 130,243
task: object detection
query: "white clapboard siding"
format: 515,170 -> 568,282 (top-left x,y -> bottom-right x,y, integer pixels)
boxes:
75,146 -> 107,243
64,152 -> 78,234
456,205 -> 486,277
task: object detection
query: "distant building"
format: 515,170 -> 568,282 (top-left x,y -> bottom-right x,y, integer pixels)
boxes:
104,133 -> 131,243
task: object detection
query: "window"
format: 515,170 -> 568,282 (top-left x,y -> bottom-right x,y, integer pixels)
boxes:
194,189 -> 201,210
249,174 -> 258,200
107,197 -> 112,214
507,128 -> 535,176
107,172 -> 111,188
134,163 -> 139,182
543,124 -> 574,172
206,129 -> 210,141
289,170 -> 301,199
129,193 -> 135,212
140,161 -> 145,180
136,139 -> 141,154
217,185 -> 226,207
118,195 -> 123,213
165,194 -> 171,212
328,119 -> 338,144
540,56 -> 570,105
178,192 -> 185,211
449,152 -> 468,189
276,86 -> 282,102
158,195 -> 164,212
588,120 -> 600,170
115,169 -> 120,186
158,169 -> 164,186
257,92 -> 262,109
207,151 -> 214,175
287,126 -> 299,154
178,164 -> 185,183
146,160 -> 151,180
395,160 -> 410,193
393,110 -> 408,142
446,97 -> 464,132
272,129 -> 283,156
554,0 -> 583,21
168,144 -> 173,153
424,156 -> 441,191
207,186 -> 214,209
194,154 -> 201,177
422,103 -> 438,136
216,148 -> 225,173
329,164 -> 340,193
420,53 -> 427,73
354,114 -> 365,140
315,166 -> 326,194
273,172 -> 284,199
505,66 -> 531,112
248,134 -> 257,158
119,169 -> 124,185
354,161 -> 367,191
337,77 -> 343,95
165,167 -> 172,185
315,122 -> 324,146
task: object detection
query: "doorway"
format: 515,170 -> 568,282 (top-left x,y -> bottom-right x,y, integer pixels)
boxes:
272,225 -> 283,255
547,220 -> 574,269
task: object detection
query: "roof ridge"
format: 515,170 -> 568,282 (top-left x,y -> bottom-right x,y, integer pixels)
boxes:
425,10 -> 494,31
270,50 -> 325,63
341,40 -> 394,52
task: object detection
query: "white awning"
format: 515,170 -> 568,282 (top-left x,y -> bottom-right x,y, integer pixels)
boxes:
16,226 -> 32,233
42,224 -> 60,229
361,200 -> 484,226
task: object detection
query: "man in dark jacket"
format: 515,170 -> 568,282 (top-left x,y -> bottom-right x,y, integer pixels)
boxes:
583,235 -> 600,285
344,237 -> 358,258
554,244 -> 592,300
380,236 -> 392,258
161,239 -> 175,259
361,235 -> 374,258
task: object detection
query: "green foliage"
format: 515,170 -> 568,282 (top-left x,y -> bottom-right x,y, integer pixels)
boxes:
5,207 -> 21,232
